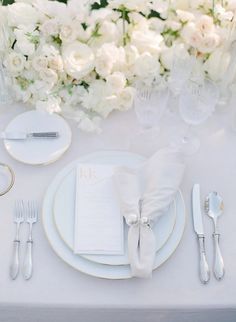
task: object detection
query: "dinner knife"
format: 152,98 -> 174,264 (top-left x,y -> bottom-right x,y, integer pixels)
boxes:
0,132 -> 59,140
192,184 -> 210,284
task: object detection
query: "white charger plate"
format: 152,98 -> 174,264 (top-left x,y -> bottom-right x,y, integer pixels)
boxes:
53,152 -> 176,265
4,110 -> 72,165
42,151 -> 186,279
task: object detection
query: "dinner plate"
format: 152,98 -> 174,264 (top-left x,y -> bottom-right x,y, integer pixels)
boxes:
53,151 -> 176,265
4,110 -> 72,165
42,151 -> 186,279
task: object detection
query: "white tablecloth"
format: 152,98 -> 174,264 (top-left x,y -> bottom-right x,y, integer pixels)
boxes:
0,104 -> 236,322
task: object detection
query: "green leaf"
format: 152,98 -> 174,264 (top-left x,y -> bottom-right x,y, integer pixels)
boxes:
148,10 -> 166,21
91,0 -> 108,10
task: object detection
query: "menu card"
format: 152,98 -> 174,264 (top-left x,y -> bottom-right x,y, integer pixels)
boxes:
74,163 -> 124,255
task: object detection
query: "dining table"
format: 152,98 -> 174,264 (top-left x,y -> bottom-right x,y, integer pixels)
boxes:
0,103 -> 236,322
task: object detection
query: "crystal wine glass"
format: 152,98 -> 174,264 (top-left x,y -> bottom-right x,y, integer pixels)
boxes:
171,78 -> 219,155
130,85 -> 169,155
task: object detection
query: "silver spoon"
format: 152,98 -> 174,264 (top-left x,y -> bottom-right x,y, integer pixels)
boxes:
205,192 -> 225,280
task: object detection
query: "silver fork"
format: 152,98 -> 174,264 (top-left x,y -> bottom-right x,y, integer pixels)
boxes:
23,201 -> 38,280
10,200 -> 24,280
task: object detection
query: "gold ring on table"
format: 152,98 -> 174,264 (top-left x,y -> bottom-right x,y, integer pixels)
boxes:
0,163 -> 15,196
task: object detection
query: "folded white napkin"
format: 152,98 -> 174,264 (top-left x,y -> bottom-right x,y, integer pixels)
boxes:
113,148 -> 185,278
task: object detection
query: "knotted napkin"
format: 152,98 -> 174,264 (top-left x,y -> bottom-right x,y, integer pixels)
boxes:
113,148 -> 185,278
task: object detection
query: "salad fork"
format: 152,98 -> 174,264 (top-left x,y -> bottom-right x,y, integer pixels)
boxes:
23,201 -> 38,280
10,200 -> 24,280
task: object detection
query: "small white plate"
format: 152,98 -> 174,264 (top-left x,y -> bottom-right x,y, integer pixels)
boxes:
4,110 -> 72,165
42,151 -> 186,279
53,154 -> 176,265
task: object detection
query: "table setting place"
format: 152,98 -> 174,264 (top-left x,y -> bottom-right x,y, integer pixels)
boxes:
0,0 -> 235,289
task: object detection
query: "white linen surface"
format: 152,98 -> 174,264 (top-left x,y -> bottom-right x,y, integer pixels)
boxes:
114,148 -> 185,277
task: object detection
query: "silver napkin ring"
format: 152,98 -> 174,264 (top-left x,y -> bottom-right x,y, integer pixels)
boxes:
0,163 -> 15,196
126,214 -> 151,228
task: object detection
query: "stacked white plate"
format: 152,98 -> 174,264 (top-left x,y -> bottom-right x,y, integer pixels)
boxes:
42,151 -> 186,279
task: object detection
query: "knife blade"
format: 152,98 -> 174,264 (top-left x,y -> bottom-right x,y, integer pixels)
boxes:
192,184 -> 210,284
0,132 -> 59,140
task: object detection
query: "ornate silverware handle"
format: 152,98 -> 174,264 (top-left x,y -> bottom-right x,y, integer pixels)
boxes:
213,233 -> 225,280
23,240 -> 33,280
198,235 -> 210,284
10,240 -> 20,280
30,132 -> 59,138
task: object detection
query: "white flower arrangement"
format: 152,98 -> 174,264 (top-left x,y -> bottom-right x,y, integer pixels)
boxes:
0,0 -> 236,132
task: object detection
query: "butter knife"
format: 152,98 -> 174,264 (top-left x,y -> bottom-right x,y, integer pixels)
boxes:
0,132 -> 59,140
192,184 -> 210,284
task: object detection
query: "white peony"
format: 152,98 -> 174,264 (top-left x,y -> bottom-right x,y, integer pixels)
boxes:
7,52 -> 26,73
131,29 -> 163,54
134,52 -> 160,78
7,3 -> 40,27
62,41 -> 95,79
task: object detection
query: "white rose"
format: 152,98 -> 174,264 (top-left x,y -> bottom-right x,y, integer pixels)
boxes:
32,55 -> 48,71
95,55 -> 113,78
196,15 -> 214,34
117,87 -> 135,111
125,45 -> 139,66
176,9 -> 195,22
99,21 -> 119,43
7,52 -> 26,73
41,19 -> 59,37
181,22 -> 203,48
39,68 -> 58,85
131,29 -> 163,54
48,56 -> 63,71
204,49 -> 231,81
106,72 -> 126,93
62,41 -> 95,79
36,97 -> 61,114
7,3 -> 40,27
60,24 -> 77,43
198,33 -> 220,53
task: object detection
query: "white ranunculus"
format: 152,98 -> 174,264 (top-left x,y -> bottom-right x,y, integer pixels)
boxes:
204,49 -> 231,81
7,3 -> 40,27
39,68 -> 58,85
117,87 -> 135,111
62,41 -> 95,79
36,97 -> 61,114
40,19 -> 59,36
106,72 -> 126,93
7,52 -> 26,73
198,33 -> 220,53
59,24 -> 77,43
131,29 -> 163,54
32,55 -> 48,71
